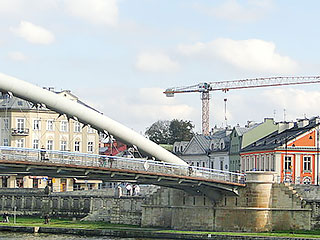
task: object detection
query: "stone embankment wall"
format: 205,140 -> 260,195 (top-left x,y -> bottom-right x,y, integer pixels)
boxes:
0,188 -> 144,225
142,172 -> 312,232
292,185 -> 320,229
0,175 -> 318,232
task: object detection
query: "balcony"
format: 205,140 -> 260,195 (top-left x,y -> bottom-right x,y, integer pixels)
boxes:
11,128 -> 29,136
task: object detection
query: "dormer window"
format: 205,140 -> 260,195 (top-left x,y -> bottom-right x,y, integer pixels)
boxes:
220,143 -> 224,149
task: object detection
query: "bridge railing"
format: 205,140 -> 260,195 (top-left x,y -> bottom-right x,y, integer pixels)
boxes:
0,146 -> 245,184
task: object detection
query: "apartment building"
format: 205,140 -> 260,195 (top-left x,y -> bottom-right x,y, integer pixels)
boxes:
0,90 -> 100,191
240,117 -> 320,185
173,128 -> 231,171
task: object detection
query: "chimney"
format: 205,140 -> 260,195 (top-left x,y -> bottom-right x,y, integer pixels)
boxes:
297,118 -> 309,128
278,121 -> 294,133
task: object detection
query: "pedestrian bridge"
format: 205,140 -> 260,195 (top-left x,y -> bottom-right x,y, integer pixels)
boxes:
0,146 -> 244,200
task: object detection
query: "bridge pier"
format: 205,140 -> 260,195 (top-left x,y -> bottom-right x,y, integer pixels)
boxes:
142,172 -> 311,232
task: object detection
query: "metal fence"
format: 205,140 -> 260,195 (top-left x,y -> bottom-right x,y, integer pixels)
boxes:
0,146 -> 245,184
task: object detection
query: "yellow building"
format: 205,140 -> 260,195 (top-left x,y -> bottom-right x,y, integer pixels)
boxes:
0,89 -> 101,191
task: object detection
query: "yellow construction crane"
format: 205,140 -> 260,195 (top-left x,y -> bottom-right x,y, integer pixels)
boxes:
164,76 -> 320,135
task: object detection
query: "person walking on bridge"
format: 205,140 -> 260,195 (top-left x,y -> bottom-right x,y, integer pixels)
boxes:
40,146 -> 46,161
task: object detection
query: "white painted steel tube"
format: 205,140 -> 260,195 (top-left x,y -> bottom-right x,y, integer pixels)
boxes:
0,73 -> 188,166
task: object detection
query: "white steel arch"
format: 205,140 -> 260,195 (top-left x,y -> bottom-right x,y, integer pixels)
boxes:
0,73 -> 188,166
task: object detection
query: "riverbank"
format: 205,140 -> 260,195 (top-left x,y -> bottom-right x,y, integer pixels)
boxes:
0,217 -> 320,239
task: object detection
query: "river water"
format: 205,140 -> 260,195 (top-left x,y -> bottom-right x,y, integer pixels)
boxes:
0,232 -> 158,240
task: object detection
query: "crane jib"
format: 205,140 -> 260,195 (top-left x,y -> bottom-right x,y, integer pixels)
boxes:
163,76 -> 320,136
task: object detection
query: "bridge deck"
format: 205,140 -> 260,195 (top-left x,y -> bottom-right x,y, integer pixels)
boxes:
0,147 -> 245,195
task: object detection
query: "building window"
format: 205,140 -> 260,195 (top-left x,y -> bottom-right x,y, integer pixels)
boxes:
246,156 -> 249,171
87,141 -> 93,153
220,142 -> 224,149
261,155 -> 265,171
16,139 -> 24,148
3,119 -> 9,130
17,118 -> 25,130
271,154 -> 275,171
74,141 -> 80,152
87,126 -> 94,133
60,141 -> 67,151
47,140 -> 53,150
3,139 -> 8,146
303,156 -> 312,172
60,121 -> 68,132
202,162 -> 205,168
284,156 -> 292,171
33,139 -> 39,149
265,155 -> 270,171
74,122 -> 81,132
47,120 -> 54,131
220,160 -> 223,170
33,119 -> 41,130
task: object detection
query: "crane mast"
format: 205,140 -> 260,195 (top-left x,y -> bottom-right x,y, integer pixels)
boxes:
164,76 -> 320,136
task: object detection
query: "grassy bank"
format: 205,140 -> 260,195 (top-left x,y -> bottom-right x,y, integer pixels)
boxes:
1,217 -> 320,239
0,217 -> 142,230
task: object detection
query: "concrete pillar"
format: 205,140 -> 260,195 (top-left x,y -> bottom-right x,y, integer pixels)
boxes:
52,178 -> 60,192
66,178 -> 73,192
244,171 -> 275,231
8,176 -> 16,188
23,176 -> 33,188
38,178 -> 47,188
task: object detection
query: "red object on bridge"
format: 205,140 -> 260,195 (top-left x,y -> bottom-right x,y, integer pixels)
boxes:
100,140 -> 127,156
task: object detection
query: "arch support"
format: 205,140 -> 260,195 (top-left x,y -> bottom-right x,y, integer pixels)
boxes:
0,73 -> 187,166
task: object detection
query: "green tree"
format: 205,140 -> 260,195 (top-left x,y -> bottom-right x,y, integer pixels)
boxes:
145,119 -> 194,144
169,119 -> 194,144
145,120 -> 170,144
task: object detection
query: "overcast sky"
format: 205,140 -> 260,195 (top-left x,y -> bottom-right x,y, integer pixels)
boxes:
1,0 -> 320,134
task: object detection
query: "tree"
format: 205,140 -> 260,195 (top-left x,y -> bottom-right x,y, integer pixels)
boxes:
169,119 -> 194,144
145,120 -> 170,144
145,119 -> 194,144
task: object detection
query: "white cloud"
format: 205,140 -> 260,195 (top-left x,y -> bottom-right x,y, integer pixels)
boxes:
178,38 -> 297,74
263,88 -> 320,120
64,0 -> 118,26
135,52 -> 180,73
196,0 -> 273,22
0,0 -> 58,17
74,87 -> 196,133
8,51 -> 27,61
10,21 -> 55,45
215,88 -> 320,128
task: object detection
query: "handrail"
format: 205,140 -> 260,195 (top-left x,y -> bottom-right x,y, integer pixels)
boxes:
0,146 -> 245,184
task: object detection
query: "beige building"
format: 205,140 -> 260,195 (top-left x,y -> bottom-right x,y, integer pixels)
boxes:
0,89 -> 101,191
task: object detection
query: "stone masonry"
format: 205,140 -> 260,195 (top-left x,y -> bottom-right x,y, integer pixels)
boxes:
0,188 -> 143,226
142,172 -> 312,232
0,173 -> 318,232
